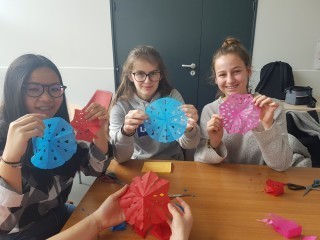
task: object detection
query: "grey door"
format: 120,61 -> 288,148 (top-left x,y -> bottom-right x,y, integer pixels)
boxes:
111,0 -> 257,112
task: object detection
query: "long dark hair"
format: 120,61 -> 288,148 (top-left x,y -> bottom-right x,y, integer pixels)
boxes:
0,54 -> 69,149
112,45 -> 173,106
1,54 -> 69,125
0,54 -> 80,191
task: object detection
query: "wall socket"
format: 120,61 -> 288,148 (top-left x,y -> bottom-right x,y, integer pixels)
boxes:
314,39 -> 320,70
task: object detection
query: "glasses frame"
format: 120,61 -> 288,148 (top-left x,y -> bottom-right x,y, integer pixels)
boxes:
23,83 -> 67,98
132,70 -> 162,82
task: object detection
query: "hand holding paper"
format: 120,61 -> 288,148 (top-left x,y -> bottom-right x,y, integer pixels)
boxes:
71,90 -> 112,142
144,97 -> 188,143
219,93 -> 260,134
119,171 -> 172,239
32,117 -> 77,169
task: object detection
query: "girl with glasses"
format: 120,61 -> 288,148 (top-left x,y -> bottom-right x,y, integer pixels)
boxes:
0,54 -> 113,239
110,45 -> 200,162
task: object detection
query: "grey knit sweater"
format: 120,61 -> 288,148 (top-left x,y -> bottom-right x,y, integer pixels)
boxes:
194,97 -> 294,171
109,89 -> 200,163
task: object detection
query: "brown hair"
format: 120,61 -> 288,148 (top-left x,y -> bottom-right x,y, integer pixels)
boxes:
211,37 -> 252,98
111,46 -> 173,106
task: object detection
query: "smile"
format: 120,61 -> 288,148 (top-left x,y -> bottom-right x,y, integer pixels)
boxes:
37,106 -> 54,111
225,84 -> 239,89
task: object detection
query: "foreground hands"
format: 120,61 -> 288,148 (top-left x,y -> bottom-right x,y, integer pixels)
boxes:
207,114 -> 223,149
168,197 -> 193,240
48,185 -> 129,240
123,110 -> 148,136
181,104 -> 199,132
252,94 -> 279,130
93,186 -> 194,239
92,184 -> 128,230
2,113 -> 46,163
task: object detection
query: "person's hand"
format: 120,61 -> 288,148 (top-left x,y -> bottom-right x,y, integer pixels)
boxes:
84,102 -> 110,153
2,114 -> 46,163
167,197 -> 193,240
84,102 -> 109,125
123,110 -> 147,135
207,114 -> 223,148
252,94 -> 279,130
92,184 -> 128,230
181,104 -> 199,132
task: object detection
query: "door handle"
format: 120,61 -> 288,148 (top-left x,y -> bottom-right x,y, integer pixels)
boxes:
181,63 -> 196,69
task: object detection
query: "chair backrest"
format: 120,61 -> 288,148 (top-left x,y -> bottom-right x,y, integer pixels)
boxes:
307,110 -> 319,123
286,110 -> 319,137
286,110 -> 320,167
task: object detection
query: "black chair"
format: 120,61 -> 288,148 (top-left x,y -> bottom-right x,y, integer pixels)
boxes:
286,110 -> 320,167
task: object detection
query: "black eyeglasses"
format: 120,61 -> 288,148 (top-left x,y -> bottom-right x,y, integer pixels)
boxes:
23,83 -> 67,98
132,70 -> 162,82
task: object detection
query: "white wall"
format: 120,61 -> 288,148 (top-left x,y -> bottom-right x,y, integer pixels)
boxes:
0,0 -> 319,106
252,0 -> 320,96
0,0 -> 115,107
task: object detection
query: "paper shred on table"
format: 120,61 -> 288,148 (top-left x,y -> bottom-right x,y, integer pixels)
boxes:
258,213 -> 302,238
264,179 -> 285,196
142,162 -> 172,173
302,236 -> 317,240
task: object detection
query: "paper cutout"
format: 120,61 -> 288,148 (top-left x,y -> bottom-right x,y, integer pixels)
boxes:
142,162 -> 172,173
119,171 -> 171,239
84,90 -> 113,110
144,97 -> 187,143
302,236 -> 317,240
70,90 -> 113,141
259,213 -> 302,238
150,222 -> 171,240
219,93 -> 260,134
70,109 -> 100,142
32,117 -> 77,169
264,179 -> 285,196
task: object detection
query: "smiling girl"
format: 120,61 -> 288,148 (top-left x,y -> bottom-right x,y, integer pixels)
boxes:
0,54 -> 112,239
109,46 -> 200,162
194,38 -> 294,171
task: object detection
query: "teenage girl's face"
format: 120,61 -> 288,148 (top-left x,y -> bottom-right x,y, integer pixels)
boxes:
130,60 -> 160,102
214,53 -> 251,98
24,67 -> 63,118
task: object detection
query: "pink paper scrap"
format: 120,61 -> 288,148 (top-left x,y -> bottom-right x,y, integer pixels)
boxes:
259,213 -> 302,238
302,237 -> 317,240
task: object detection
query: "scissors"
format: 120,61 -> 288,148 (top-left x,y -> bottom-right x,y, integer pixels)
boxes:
287,179 -> 320,196
100,171 -> 126,186
168,193 -> 195,199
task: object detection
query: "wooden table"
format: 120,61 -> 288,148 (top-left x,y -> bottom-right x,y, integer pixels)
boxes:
63,160 -> 320,239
